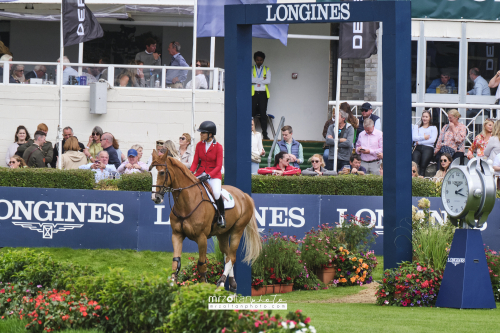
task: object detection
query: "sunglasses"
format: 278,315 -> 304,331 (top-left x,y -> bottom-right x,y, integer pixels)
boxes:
283,159 -> 290,162
312,160 -> 321,163
15,70 -> 24,72
412,169 -> 417,173
156,141 -> 164,145
361,109 -> 370,112
179,137 -> 186,141
196,64 -> 201,67
8,161 -> 16,164
92,132 -> 100,136
440,159 -> 449,162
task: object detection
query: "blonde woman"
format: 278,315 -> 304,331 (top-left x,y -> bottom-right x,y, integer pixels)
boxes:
61,137 -> 87,170
467,118 -> 494,159
484,120 -> 500,161
8,156 -> 27,169
164,140 -> 181,160
434,109 -> 467,163
302,154 -> 337,176
130,144 -> 144,161
178,133 -> 192,168
251,118 -> 265,174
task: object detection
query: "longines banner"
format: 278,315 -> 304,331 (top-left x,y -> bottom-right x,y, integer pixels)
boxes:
317,0 -> 500,21
1,187 -> 499,254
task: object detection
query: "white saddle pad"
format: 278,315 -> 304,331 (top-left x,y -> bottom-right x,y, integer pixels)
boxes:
202,184 -> 235,210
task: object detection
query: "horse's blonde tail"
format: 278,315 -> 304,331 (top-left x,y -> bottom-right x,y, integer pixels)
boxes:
242,197 -> 262,265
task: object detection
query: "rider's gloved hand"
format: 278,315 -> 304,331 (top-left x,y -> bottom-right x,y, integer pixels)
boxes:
198,174 -> 210,183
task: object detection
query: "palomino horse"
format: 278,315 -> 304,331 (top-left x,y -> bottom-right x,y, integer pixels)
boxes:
150,151 -> 261,291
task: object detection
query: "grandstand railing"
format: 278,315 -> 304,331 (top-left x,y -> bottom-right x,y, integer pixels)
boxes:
0,61 -> 225,91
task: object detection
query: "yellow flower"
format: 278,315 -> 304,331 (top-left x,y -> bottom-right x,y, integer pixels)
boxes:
418,198 -> 430,209
339,247 -> 343,251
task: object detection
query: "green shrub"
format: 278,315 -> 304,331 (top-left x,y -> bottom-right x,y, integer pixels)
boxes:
177,257 -> 224,285
0,168 -> 94,190
98,269 -> 176,333
336,215 -> 377,252
116,173 -> 152,192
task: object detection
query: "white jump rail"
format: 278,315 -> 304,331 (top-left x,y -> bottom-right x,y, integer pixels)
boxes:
0,61 -> 224,91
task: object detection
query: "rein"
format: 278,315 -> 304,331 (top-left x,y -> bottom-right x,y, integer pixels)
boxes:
151,161 -> 214,223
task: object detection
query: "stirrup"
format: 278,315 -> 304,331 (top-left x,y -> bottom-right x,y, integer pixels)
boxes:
217,215 -> 226,228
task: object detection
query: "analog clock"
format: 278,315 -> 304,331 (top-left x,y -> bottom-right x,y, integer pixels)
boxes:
441,168 -> 469,216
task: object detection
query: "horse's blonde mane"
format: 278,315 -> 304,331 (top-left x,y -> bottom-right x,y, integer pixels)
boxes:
167,156 -> 198,183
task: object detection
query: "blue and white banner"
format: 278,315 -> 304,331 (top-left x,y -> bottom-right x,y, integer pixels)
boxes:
1,187 -> 499,254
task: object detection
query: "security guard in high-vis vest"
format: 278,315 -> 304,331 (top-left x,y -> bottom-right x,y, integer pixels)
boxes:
252,51 -> 271,140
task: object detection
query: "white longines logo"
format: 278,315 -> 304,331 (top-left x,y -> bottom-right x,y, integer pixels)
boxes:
266,3 -> 350,22
447,258 -> 466,266
0,199 -> 124,239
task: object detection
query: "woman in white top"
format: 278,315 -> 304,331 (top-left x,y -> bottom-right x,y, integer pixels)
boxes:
5,125 -> 30,167
484,120 -> 500,161
251,118 -> 265,174
412,110 -> 438,177
185,60 -> 208,89
177,132 -> 192,168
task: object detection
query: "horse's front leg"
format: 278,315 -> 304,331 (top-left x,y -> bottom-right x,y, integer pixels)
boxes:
171,232 -> 185,284
197,235 -> 208,283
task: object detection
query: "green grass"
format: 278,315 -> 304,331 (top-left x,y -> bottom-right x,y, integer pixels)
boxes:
276,303 -> 500,333
2,247 -> 199,279
0,318 -> 103,333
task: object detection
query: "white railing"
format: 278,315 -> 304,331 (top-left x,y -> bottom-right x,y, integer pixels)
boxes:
328,100 -> 500,148
0,61 -> 225,91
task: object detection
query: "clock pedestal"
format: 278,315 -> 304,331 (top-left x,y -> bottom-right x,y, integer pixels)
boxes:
436,229 -> 496,309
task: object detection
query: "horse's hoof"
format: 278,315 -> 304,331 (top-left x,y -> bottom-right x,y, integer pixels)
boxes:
216,275 -> 227,287
228,277 -> 237,292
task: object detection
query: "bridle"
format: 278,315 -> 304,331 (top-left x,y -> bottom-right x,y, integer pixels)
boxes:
150,160 -> 213,222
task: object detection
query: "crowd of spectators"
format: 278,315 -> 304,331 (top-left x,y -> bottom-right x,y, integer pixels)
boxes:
3,123 -> 193,183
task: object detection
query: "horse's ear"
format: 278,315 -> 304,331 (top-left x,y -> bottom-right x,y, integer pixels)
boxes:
152,149 -> 159,159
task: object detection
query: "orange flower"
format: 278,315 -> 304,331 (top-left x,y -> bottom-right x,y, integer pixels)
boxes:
358,258 -> 363,263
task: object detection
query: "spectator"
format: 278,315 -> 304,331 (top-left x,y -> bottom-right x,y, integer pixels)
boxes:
434,109 -> 467,163
492,153 -> 500,181
130,144 -> 144,161
339,154 -> 366,175
163,140 -> 181,160
488,70 -> 500,117
325,110 -> 354,171
186,60 -> 208,89
251,118 -> 265,174
426,72 -> 456,93
0,41 -> 11,58
357,102 -> 381,137
484,120 -> 500,161
147,139 -> 165,167
379,162 -> 383,176
52,126 -> 86,168
322,108 -> 335,162
0,54 -> 16,83
11,64 -> 25,83
87,66 -> 102,82
85,126 -> 103,162
467,67 -> 491,129
467,118 -> 494,160
25,65 -> 47,81
57,56 -> 79,85
17,123 -> 53,166
178,133 -> 192,168
341,102 -> 359,141
433,153 -> 452,182
61,137 -> 87,170
135,37 -> 161,82
8,156 -> 27,169
302,154 -> 337,176
96,57 -> 109,81
252,51 -> 271,140
118,149 -> 148,174
258,152 -> 301,176
23,131 -> 47,168
112,136 -> 125,162
412,161 -> 424,179
81,67 -> 98,84
101,133 -> 121,169
117,71 -> 133,87
273,125 -> 303,168
412,110 -> 438,176
355,118 -> 383,175
165,41 -> 188,88
5,125 -> 30,167
79,150 -> 117,182
134,60 -> 147,87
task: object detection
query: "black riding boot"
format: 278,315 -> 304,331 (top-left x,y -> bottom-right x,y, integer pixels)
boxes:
217,197 -> 226,228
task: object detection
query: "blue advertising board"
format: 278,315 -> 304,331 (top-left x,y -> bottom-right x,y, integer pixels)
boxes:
1,187 -> 499,253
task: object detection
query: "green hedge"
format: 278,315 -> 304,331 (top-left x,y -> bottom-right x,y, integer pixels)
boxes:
1,168 -> 498,198
0,168 -> 95,190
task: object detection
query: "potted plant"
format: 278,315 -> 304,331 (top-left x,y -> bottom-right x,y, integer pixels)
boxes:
251,276 -> 265,296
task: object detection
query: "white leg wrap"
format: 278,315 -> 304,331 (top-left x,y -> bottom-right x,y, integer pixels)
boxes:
219,260 -> 233,287
229,265 -> 234,277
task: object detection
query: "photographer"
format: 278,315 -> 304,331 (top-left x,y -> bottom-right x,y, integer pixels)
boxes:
79,150 -> 117,182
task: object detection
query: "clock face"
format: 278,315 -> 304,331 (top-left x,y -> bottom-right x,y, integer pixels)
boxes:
442,168 -> 469,216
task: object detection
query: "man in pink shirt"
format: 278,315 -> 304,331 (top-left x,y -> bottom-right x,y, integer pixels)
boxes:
355,118 -> 383,175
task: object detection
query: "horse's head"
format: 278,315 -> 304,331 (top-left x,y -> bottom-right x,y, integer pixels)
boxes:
150,150 -> 171,204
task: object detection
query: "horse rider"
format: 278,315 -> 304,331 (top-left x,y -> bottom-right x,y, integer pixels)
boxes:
190,121 -> 225,228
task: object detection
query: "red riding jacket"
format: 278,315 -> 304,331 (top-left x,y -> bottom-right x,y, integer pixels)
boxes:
190,140 -> 223,179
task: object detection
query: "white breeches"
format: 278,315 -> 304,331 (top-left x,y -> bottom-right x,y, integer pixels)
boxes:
208,178 -> 222,200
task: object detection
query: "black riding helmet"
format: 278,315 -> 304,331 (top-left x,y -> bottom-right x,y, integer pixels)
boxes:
197,121 -> 217,136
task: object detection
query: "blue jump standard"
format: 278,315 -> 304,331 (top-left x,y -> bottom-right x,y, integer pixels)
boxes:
436,229 -> 496,309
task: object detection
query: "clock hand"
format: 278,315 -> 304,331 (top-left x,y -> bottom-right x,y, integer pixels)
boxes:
455,192 -> 466,197
457,188 -> 463,193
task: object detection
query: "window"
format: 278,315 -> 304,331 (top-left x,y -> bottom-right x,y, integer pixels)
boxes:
467,42 -> 499,95
425,41 -> 459,94
411,41 -> 417,94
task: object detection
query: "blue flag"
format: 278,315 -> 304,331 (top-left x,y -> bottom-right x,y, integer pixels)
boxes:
197,0 -> 288,46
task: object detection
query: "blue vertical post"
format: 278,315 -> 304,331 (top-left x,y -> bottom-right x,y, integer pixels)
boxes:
224,4 -> 253,296
382,2 -> 413,269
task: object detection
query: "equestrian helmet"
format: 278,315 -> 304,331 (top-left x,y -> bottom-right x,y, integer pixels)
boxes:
197,121 -> 217,135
